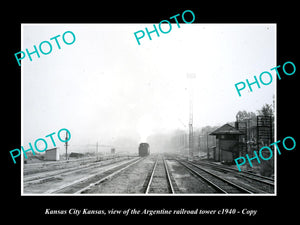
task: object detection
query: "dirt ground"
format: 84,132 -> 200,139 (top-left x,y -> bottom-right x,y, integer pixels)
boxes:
23,156 -> 137,194
85,156 -> 156,194
167,160 -> 218,194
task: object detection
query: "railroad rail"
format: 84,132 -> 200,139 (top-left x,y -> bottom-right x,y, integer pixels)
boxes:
177,160 -> 256,194
194,160 -> 274,186
145,156 -> 175,194
23,154 -> 134,175
23,156 -> 134,185
44,157 -> 143,194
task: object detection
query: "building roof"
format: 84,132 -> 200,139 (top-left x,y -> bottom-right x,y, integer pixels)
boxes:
209,123 -> 243,135
45,147 -> 57,152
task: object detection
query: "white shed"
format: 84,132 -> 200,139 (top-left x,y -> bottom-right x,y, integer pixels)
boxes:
45,148 -> 60,161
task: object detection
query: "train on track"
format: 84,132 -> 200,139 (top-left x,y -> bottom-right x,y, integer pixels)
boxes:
138,143 -> 150,157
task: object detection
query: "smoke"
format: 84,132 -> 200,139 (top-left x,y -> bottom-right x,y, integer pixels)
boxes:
137,114 -> 155,142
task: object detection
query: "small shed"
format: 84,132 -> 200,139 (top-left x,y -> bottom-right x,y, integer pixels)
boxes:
111,148 -> 116,154
209,124 -> 243,163
44,148 -> 60,161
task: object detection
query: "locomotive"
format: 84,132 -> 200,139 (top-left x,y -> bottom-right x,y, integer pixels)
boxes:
138,143 -> 150,157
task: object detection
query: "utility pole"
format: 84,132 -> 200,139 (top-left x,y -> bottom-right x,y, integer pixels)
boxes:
187,73 -> 196,160
206,132 -> 209,159
198,134 -> 201,157
96,141 -> 98,161
189,102 -> 193,160
65,130 -> 69,161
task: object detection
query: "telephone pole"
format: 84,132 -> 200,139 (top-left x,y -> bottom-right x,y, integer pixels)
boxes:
189,99 -> 193,159
96,141 -> 99,161
65,130 -> 69,161
207,132 -> 209,159
187,73 -> 196,160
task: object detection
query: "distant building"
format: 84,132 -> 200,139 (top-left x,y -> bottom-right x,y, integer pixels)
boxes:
209,124 -> 243,163
69,152 -> 84,158
44,148 -> 60,161
111,148 -> 116,154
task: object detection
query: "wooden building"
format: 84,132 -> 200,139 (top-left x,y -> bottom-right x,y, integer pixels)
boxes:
209,124 -> 243,163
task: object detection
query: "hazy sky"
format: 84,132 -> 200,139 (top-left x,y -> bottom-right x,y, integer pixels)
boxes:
22,23 -> 276,151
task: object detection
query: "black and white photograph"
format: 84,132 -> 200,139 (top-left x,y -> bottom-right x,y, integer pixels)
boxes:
21,23 -> 276,195
3,4 -> 298,222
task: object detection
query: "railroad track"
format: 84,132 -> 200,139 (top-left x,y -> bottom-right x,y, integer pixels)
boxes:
24,161 -> 103,184
177,160 -> 255,194
23,157 -> 97,175
193,160 -> 274,189
23,157 -> 132,185
44,157 -> 143,194
145,156 -> 175,194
